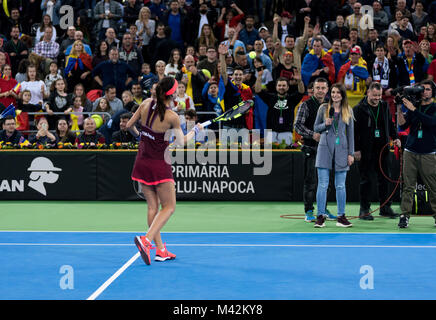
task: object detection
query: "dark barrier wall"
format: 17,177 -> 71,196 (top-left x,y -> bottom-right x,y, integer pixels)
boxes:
0,152 -> 97,200
0,151 -> 400,201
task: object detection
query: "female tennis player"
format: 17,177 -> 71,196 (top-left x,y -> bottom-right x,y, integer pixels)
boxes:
127,76 -> 202,265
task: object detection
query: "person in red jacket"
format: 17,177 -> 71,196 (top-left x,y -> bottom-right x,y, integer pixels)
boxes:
215,3 -> 244,42
0,64 -> 18,108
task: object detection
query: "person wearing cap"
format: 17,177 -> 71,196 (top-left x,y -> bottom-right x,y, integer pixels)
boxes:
337,46 -> 370,107
275,11 -> 297,48
396,39 -> 427,87
258,26 -> 270,51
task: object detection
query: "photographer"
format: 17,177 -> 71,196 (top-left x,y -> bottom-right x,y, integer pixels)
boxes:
29,117 -> 57,145
354,82 -> 401,220
396,80 -> 436,228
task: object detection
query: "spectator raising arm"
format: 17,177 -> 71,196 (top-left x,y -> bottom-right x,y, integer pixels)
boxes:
218,43 -> 229,86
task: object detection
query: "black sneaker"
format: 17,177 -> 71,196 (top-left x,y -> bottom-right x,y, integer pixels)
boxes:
314,215 -> 326,228
359,208 -> 374,220
359,213 -> 374,220
336,215 -> 353,227
398,215 -> 409,228
380,206 -> 399,218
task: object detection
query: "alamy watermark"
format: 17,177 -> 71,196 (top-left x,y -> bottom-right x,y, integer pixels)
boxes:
359,265 -> 374,290
161,127 -> 274,176
59,265 -> 74,290
59,6 -> 75,30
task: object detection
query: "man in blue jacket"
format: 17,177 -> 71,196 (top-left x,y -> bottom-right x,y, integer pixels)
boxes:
92,48 -> 135,98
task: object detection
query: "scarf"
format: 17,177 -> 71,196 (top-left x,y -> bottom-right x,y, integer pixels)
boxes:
372,57 -> 390,89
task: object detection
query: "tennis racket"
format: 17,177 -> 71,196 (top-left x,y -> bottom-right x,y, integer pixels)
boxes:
200,99 -> 254,128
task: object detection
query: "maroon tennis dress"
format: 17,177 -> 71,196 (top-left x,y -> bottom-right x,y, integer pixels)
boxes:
131,101 -> 174,186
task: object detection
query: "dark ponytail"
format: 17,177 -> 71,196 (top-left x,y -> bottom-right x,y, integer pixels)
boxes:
155,77 -> 176,122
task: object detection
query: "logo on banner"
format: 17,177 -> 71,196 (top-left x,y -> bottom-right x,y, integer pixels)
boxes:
27,157 -> 62,196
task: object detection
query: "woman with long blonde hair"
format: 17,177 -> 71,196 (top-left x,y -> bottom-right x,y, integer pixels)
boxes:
64,40 -> 93,92
195,24 -> 218,51
313,83 -> 355,228
136,6 -> 155,46
136,6 -> 156,62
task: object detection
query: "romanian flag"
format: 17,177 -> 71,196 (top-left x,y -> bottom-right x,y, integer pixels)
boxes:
64,53 -> 93,77
301,49 -> 336,86
12,82 -> 21,94
217,76 -> 225,113
228,80 -> 254,129
337,58 -> 369,92
15,109 -> 29,131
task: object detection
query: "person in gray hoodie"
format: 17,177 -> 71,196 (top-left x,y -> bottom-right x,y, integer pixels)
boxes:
313,83 -> 355,228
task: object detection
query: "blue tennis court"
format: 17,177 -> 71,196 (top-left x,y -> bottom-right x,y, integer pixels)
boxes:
1,231 -> 436,300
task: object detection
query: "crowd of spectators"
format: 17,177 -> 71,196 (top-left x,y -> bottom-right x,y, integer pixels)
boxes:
1,0 -> 436,147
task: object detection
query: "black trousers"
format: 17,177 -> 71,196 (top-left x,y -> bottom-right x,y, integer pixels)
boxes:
358,149 -> 392,210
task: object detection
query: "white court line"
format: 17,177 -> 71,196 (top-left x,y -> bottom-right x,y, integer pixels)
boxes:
1,243 -> 436,248
1,230 -> 436,235
86,252 -> 140,301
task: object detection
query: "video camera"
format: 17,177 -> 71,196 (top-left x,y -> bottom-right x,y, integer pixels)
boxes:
393,85 -> 424,105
